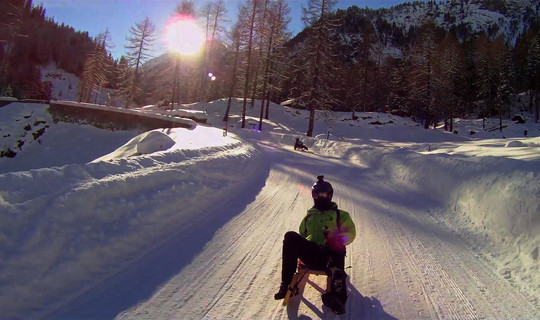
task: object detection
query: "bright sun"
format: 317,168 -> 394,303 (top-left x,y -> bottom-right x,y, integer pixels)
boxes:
165,17 -> 205,55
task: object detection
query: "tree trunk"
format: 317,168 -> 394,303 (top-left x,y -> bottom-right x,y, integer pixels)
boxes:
499,104 -> 503,131
251,0 -> 269,110
170,58 -> 179,110
241,0 -> 258,129
223,34 -> 241,124
535,89 -> 539,123
307,106 -> 315,137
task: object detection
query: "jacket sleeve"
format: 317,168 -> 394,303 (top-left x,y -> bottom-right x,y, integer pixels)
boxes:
339,210 -> 356,246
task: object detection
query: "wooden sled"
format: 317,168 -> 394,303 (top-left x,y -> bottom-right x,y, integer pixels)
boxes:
282,259 -> 330,306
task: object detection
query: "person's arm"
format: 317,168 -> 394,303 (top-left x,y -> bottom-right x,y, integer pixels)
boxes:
338,211 -> 356,246
299,216 -> 308,238
325,210 -> 356,248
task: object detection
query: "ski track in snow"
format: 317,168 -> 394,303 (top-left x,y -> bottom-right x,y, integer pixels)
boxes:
40,137 -> 538,320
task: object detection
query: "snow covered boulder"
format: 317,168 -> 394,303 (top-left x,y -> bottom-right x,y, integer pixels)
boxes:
135,130 -> 176,154
505,140 -> 526,148
91,130 -> 175,162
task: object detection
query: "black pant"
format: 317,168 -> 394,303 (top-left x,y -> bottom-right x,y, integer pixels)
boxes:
281,231 -> 345,285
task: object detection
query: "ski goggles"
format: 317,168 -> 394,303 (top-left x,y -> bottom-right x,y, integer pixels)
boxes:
312,191 -> 329,199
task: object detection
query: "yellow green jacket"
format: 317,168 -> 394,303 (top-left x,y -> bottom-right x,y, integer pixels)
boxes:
299,202 -> 356,247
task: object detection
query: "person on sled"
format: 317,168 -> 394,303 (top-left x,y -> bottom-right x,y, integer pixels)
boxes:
274,175 -> 356,311
294,138 -> 308,151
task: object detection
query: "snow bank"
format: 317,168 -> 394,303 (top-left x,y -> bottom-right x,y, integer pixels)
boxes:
309,136 -> 540,298
0,123 -> 266,318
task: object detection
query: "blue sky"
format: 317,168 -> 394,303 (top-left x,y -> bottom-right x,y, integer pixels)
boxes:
38,0 -> 409,60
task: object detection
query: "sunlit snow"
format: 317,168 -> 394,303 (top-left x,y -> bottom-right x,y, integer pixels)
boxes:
0,96 -> 538,319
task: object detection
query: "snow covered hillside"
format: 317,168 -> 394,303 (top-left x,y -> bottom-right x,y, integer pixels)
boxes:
382,0 -> 538,46
0,99 -> 538,319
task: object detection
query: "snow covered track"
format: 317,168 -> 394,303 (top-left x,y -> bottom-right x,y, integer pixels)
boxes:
1,101 -> 539,319
37,138 -> 538,320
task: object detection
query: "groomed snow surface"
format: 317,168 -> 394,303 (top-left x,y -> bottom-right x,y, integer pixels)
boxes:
0,99 -> 538,320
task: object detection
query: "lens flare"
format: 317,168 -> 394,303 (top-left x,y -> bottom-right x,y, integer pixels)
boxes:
165,16 -> 204,55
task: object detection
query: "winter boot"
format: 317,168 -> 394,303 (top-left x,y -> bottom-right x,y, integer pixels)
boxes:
321,267 -> 347,314
274,283 -> 288,300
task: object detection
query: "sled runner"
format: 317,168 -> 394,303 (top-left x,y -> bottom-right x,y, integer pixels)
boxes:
282,259 -> 348,314
282,259 -> 329,306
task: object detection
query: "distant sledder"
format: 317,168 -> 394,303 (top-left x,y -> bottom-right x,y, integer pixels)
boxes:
294,138 -> 308,151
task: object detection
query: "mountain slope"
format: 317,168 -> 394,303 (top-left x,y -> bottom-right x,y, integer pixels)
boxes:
287,0 -> 539,59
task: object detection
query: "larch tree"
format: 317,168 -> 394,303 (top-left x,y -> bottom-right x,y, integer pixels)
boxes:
475,34 -> 506,121
251,0 -> 270,111
387,56 -> 411,117
124,17 -> 156,106
79,30 -> 112,103
170,0 -> 197,107
175,0 -> 196,17
527,35 -> 540,123
0,0 -> 26,90
116,56 -> 139,107
198,0 -> 228,101
240,0 -> 258,129
433,32 -> 466,132
259,0 -> 291,126
223,23 -> 243,132
0,0 -> 48,98
496,43 -> 516,130
358,23 -> 377,113
299,0 -> 340,137
408,21 -> 438,129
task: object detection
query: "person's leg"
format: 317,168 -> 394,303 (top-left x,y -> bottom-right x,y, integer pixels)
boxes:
281,231 -> 323,284
328,249 -> 346,271
275,231 -> 324,299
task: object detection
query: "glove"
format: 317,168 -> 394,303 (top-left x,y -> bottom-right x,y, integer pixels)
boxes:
322,226 -> 346,254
